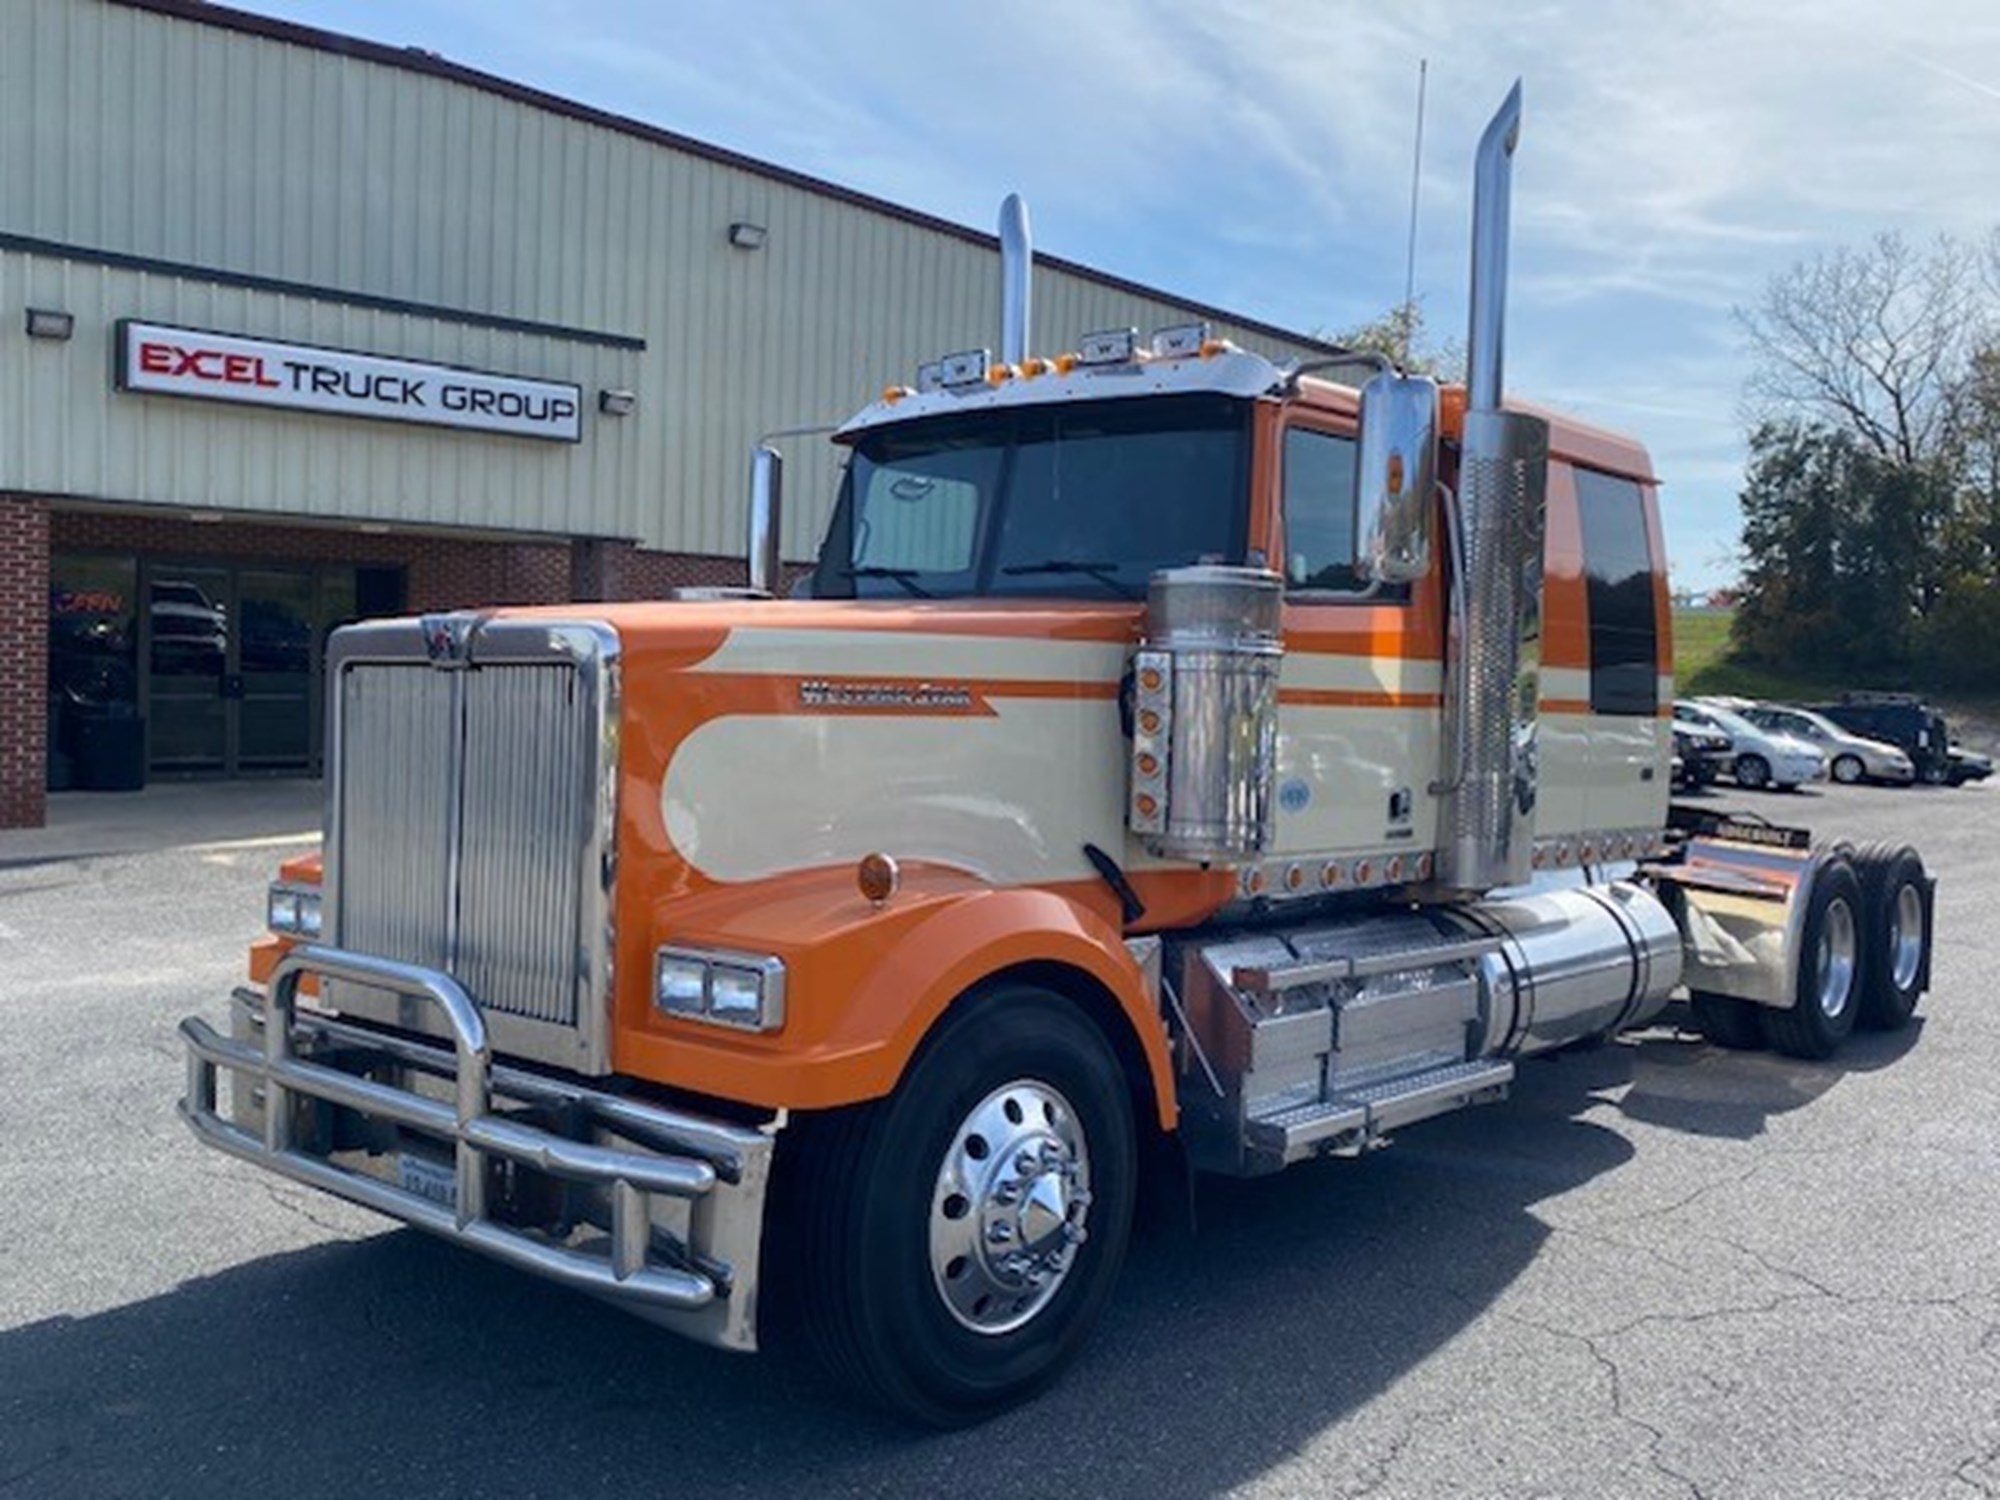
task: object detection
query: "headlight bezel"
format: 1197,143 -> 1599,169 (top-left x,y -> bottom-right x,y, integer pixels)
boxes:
653,945 -> 787,1032
266,880 -> 323,938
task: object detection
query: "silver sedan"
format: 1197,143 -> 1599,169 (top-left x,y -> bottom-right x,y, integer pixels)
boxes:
1742,703 -> 1916,785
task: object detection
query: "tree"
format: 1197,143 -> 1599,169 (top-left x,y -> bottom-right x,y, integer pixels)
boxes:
1733,232 -> 1999,685
1328,297 -> 1465,383
1738,232 -> 1981,467
1733,421 -> 1928,677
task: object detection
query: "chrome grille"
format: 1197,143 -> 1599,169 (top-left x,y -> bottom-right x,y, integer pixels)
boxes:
325,617 -> 620,1072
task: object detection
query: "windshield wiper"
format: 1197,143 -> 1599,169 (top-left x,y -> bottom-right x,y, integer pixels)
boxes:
999,559 -> 1141,600
840,565 -> 934,599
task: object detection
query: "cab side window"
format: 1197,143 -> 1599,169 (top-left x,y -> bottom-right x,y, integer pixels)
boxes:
1574,467 -> 1659,715
1281,427 -> 1364,595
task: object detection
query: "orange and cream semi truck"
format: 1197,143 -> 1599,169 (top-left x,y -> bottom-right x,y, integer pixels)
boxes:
180,86 -> 1933,1425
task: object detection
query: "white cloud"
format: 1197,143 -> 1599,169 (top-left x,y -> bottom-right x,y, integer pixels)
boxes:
251,0 -> 2000,587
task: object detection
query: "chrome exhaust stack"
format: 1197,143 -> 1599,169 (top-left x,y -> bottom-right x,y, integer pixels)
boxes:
999,193 -> 1032,365
1437,81 -> 1550,893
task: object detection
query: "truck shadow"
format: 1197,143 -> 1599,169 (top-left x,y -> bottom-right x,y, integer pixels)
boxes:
0,1026 -> 1909,1498
1610,1005 -> 1925,1140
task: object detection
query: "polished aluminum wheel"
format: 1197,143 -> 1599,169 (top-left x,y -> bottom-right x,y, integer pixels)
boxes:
929,1078 -> 1092,1336
1814,895 -> 1859,1019
1890,882 -> 1925,993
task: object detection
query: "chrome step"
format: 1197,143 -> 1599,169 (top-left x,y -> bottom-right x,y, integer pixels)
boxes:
1340,1058 -> 1514,1133
1245,1058 -> 1515,1165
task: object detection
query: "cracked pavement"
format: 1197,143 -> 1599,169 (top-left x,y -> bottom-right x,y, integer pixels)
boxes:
1,778 -> 1996,1498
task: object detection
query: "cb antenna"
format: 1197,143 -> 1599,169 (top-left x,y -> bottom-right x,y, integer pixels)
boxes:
1400,58 -> 1428,369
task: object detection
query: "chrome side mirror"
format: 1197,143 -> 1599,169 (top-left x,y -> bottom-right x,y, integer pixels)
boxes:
1355,371 -> 1438,583
747,444 -> 782,595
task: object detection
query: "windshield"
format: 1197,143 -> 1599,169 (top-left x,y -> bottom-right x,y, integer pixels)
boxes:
811,395 -> 1251,600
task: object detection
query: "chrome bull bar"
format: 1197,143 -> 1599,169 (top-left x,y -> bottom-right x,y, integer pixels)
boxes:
178,945 -> 773,1351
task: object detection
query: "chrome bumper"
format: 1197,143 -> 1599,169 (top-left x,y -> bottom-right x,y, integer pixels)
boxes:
179,945 -> 773,1351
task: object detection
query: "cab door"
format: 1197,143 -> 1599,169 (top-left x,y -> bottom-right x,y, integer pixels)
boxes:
1266,416 -> 1446,878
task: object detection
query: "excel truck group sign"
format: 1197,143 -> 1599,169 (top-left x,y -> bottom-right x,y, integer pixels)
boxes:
116,321 -> 583,442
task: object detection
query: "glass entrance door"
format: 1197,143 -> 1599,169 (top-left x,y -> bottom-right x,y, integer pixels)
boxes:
141,562 -> 334,777
146,565 -> 231,773
237,568 -> 316,772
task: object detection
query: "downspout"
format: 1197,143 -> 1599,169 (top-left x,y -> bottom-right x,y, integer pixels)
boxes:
1436,81 -> 1551,893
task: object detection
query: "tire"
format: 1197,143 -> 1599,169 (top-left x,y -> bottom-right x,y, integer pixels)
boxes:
765,985 -> 1137,1426
1849,842 -> 1930,1031
1691,991 -> 1766,1050
1831,754 -> 1865,785
1762,857 -> 1864,1060
1735,754 -> 1771,790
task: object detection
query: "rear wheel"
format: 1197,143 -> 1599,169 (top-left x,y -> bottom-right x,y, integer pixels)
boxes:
1831,754 -> 1865,785
766,985 -> 1136,1426
1850,842 -> 1929,1031
1762,858 -> 1863,1060
1690,991 -> 1766,1050
1735,753 -> 1771,790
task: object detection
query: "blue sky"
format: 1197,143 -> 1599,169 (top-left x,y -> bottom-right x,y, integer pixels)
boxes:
246,1 -> 2000,591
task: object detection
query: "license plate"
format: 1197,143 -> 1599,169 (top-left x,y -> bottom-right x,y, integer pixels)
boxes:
398,1151 -> 457,1209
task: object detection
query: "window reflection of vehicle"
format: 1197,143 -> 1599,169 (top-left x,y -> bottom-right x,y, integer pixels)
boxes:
239,598 -> 312,673
150,580 -> 228,672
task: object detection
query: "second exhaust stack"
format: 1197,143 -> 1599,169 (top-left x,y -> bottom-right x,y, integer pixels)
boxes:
1436,82 -> 1551,894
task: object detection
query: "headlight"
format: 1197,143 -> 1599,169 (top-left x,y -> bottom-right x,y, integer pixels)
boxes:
654,946 -> 786,1032
266,881 -> 322,938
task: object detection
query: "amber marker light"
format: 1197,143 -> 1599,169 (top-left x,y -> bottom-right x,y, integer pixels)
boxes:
1138,666 -> 1164,693
858,851 -> 901,906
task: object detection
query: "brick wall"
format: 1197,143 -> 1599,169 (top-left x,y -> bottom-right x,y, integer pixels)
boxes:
0,495 -> 51,829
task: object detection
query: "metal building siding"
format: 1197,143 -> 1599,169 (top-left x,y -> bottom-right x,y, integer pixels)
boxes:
0,247 -> 643,534
3,0 -> 1333,560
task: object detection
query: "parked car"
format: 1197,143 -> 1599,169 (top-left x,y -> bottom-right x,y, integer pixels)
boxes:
1739,703 -> 1914,785
1809,693 -> 1955,784
1670,721 -> 1733,791
1948,745 -> 1994,784
1673,700 -> 1826,790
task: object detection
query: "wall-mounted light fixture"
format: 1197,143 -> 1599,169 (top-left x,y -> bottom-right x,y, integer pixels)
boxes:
25,307 -> 74,341
727,221 -> 768,251
599,388 -> 638,417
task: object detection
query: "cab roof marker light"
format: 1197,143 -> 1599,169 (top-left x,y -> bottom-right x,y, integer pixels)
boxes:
1078,328 -> 1139,365
1151,322 -> 1211,359
938,349 -> 991,388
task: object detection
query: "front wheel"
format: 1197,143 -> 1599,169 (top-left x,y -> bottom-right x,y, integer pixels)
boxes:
1831,754 -> 1865,785
766,986 -> 1137,1426
1762,858 -> 1863,1060
1735,753 -> 1771,790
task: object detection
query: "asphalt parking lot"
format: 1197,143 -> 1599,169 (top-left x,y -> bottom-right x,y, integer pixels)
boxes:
2,776 -> 1997,1498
